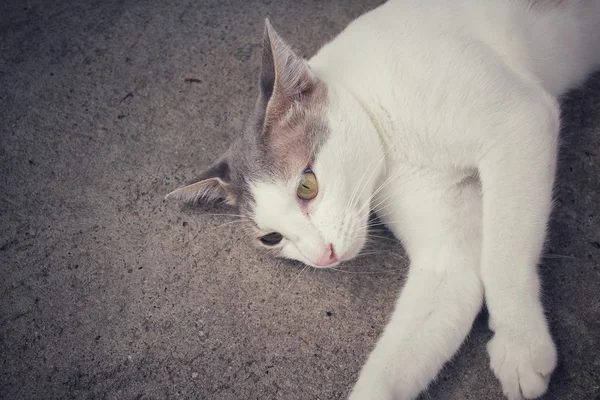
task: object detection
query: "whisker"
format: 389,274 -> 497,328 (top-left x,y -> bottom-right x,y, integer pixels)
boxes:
336,263 -> 399,272
354,173 -> 395,217
542,253 -> 577,260
355,168 -> 410,218
283,264 -> 311,293
347,155 -> 378,212
366,219 -> 405,227
355,250 -> 406,258
200,213 -> 253,219
327,267 -> 395,275
205,219 -> 252,232
356,220 -> 406,233
366,228 -> 394,234
360,178 -> 405,217
365,234 -> 399,243
350,136 -> 404,212
371,200 -> 399,218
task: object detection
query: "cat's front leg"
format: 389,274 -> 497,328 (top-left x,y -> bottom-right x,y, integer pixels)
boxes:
478,99 -> 559,399
350,172 -> 484,400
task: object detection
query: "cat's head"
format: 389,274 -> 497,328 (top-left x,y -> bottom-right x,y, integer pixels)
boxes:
167,20 -> 383,268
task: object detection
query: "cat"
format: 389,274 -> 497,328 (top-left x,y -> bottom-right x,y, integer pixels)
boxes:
166,0 -> 600,398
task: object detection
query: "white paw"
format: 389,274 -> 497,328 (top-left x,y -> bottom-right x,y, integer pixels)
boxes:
487,328 -> 557,400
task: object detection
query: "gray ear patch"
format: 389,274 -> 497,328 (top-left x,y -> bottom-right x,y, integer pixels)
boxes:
165,177 -> 236,205
165,159 -> 237,205
260,19 -> 316,104
166,19 -> 330,209
256,20 -> 330,176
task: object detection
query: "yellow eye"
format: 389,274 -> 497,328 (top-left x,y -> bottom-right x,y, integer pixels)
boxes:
297,169 -> 318,200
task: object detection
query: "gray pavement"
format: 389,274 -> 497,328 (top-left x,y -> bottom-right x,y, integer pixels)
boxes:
1,1 -> 599,399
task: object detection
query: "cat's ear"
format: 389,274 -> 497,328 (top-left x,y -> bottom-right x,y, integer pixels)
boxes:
165,157 -> 237,206
260,19 -> 315,105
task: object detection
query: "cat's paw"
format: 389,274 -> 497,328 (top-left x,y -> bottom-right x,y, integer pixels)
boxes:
487,328 -> 557,400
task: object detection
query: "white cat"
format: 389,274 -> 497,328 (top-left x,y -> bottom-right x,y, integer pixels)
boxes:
167,0 -> 600,398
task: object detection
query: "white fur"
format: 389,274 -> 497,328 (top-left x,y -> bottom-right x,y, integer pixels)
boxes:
251,88 -> 384,267
250,0 -> 600,398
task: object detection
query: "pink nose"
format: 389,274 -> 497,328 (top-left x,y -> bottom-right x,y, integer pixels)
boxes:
315,244 -> 338,267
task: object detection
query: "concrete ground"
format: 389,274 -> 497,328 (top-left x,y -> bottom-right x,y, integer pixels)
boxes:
1,0 -> 599,399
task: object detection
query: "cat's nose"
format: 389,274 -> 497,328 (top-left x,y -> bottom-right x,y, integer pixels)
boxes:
315,244 -> 338,267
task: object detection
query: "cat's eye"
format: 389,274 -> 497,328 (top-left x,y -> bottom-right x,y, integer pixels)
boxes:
259,232 -> 283,246
297,169 -> 318,200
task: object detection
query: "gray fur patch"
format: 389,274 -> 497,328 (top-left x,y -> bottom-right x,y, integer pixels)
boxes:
166,20 -> 330,222
225,21 -> 330,215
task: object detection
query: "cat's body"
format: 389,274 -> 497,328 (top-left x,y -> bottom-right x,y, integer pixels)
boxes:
167,0 -> 600,399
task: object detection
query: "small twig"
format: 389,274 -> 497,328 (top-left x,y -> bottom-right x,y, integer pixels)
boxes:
119,92 -> 133,103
